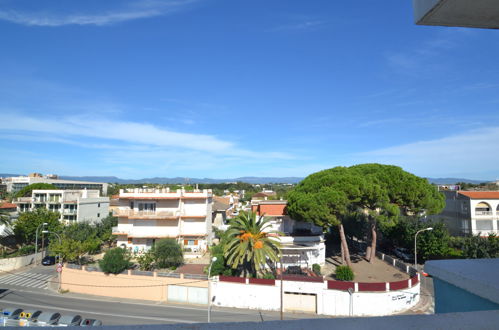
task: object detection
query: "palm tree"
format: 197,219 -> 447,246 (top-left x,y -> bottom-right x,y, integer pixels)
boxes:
224,211 -> 281,277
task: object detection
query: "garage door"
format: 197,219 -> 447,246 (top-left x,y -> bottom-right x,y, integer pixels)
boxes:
167,285 -> 208,305
284,292 -> 317,313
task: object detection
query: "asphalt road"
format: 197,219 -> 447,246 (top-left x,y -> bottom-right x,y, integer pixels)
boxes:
0,266 -> 325,326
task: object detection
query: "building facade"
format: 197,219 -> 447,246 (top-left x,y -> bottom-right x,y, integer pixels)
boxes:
14,189 -> 109,224
435,190 -> 499,236
4,175 -> 108,195
251,200 -> 326,267
112,188 -> 213,254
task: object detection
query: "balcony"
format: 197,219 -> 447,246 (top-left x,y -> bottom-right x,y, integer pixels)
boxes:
63,209 -> 77,215
112,226 -> 129,236
474,211 -> 493,218
111,227 -> 178,238
113,209 -> 180,220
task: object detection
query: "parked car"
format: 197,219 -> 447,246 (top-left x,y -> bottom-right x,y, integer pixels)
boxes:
393,247 -> 413,262
35,312 -> 61,326
80,318 -> 103,326
42,256 -> 56,266
2,307 -> 23,320
58,314 -> 82,326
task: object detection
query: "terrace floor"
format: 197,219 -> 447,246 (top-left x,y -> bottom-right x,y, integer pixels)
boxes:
323,251 -> 410,282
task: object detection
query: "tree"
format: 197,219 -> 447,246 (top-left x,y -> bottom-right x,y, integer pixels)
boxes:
348,164 -> 445,262
224,211 -> 281,278
0,206 -> 12,228
287,167 -> 363,267
49,222 -> 102,263
461,234 -> 499,259
153,238 -> 183,269
13,208 -> 61,245
99,247 -> 132,274
96,215 -> 117,247
383,217 -> 451,261
14,183 -> 57,198
49,237 -> 101,264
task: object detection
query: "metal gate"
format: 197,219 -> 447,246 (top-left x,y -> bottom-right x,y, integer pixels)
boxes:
283,292 -> 317,313
167,285 -> 208,305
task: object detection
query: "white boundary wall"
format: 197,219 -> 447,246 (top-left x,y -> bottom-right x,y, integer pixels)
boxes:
0,251 -> 44,272
211,279 -> 420,317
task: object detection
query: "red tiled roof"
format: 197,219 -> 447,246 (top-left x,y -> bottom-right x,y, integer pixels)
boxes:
458,191 -> 499,199
0,202 -> 16,209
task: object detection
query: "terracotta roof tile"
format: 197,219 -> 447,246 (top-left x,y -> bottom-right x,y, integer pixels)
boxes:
458,191 -> 499,199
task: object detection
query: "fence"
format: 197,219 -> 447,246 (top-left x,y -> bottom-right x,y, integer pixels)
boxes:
376,251 -> 418,276
215,272 -> 421,316
0,251 -> 45,272
61,265 -> 208,303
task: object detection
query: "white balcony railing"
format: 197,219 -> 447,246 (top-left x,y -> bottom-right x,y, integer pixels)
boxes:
475,211 -> 493,216
112,226 -> 130,235
63,209 -> 77,215
113,209 -> 180,219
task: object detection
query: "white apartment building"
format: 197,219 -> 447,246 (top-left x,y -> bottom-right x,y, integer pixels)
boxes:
4,175 -> 108,195
112,188 -> 213,254
436,190 -> 499,236
15,189 -> 109,223
250,200 -> 326,267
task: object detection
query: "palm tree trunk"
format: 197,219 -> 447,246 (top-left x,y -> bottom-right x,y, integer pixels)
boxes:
338,224 -> 352,268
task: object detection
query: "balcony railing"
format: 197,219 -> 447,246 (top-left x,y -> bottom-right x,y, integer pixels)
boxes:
112,226 -> 130,235
63,209 -> 77,215
475,211 -> 493,216
113,209 -> 180,219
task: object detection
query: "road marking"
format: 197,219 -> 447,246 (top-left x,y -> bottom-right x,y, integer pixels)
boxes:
0,299 -> 197,324
0,272 -> 50,289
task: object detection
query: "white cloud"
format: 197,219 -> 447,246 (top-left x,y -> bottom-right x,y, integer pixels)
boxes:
0,112 -> 293,160
355,127 -> 499,179
0,0 -> 198,26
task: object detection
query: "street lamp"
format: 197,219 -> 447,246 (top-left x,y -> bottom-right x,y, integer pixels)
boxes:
414,227 -> 433,271
43,230 -> 63,291
35,222 -> 48,264
207,256 -> 217,323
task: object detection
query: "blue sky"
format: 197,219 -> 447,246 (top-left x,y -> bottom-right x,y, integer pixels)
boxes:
1,0 -> 499,180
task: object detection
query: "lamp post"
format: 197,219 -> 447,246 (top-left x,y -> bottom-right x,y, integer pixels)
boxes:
34,222 -> 48,265
43,230 -> 62,291
414,227 -> 433,271
207,256 -> 217,323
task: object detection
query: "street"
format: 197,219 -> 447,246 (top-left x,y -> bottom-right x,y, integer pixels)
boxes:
0,266 -> 327,326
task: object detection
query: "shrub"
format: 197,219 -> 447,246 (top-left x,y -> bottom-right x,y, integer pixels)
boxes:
262,272 -> 275,279
153,239 -> 183,269
137,250 -> 155,271
335,265 -> 354,281
312,263 -> 321,276
99,248 -> 132,274
208,256 -> 225,276
19,244 -> 35,256
222,268 -> 234,276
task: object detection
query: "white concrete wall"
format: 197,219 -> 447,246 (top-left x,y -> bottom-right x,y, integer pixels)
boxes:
212,279 -> 420,317
183,200 -> 207,216
78,197 -> 109,223
0,251 -> 44,272
181,219 -> 206,235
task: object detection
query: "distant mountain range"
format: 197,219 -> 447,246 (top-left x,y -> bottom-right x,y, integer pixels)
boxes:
0,174 -> 303,184
0,174 -> 493,185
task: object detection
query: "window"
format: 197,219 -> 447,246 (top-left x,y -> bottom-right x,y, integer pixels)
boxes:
183,239 -> 198,246
97,213 -> 100,217
98,203 -> 100,207
138,203 -> 156,211
476,220 -> 493,231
